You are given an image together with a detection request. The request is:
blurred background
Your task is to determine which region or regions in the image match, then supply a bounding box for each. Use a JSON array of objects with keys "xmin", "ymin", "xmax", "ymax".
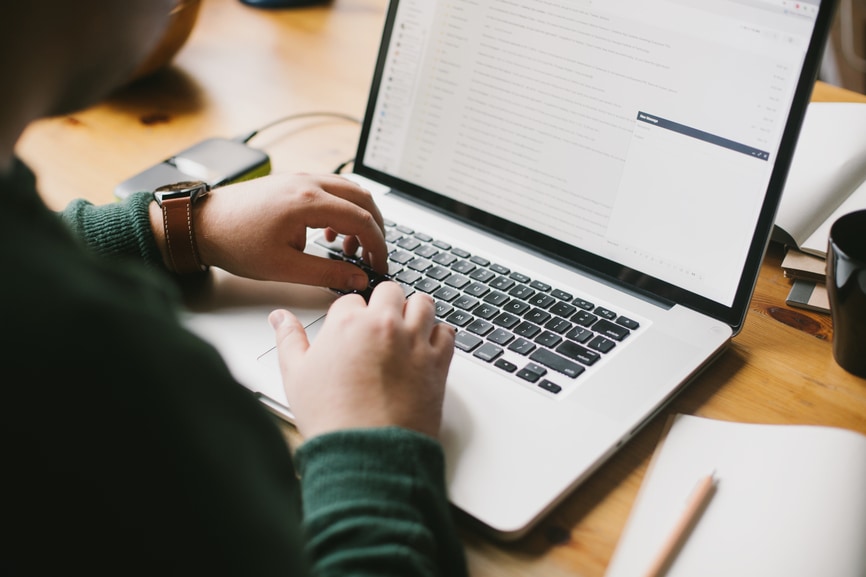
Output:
[{"xmin": 823, "ymin": 0, "xmax": 866, "ymax": 94}]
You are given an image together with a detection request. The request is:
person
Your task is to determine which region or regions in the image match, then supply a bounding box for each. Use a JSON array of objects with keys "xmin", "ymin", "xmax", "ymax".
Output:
[{"xmin": 0, "ymin": 1, "xmax": 467, "ymax": 575}]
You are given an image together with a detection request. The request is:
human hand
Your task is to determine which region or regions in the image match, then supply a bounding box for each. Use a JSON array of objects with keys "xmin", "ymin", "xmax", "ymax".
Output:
[
  {"xmin": 268, "ymin": 282, "xmax": 456, "ymax": 439},
  {"xmin": 152, "ymin": 173, "xmax": 387, "ymax": 291}
]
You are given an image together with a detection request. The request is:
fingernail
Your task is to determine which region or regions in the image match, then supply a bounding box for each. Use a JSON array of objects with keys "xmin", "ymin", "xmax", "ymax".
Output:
[
  {"xmin": 349, "ymin": 274, "xmax": 368, "ymax": 291},
  {"xmin": 269, "ymin": 309, "xmax": 288, "ymax": 330}
]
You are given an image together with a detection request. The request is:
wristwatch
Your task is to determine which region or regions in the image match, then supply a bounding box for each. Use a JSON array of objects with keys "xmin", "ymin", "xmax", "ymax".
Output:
[{"xmin": 153, "ymin": 180, "xmax": 210, "ymax": 274}]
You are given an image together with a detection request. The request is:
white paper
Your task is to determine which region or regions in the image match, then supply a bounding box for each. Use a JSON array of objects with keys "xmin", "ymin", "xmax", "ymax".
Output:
[
  {"xmin": 604, "ymin": 415, "xmax": 866, "ymax": 577},
  {"xmin": 774, "ymin": 102, "xmax": 866, "ymax": 256}
]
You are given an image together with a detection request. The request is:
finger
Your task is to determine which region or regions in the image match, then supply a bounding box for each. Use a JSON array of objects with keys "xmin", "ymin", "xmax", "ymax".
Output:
[
  {"xmin": 317, "ymin": 175, "xmax": 386, "ymax": 230},
  {"xmin": 430, "ymin": 321, "xmax": 457, "ymax": 355},
  {"xmin": 283, "ymin": 251, "xmax": 373, "ymax": 292},
  {"xmin": 304, "ymin": 200, "xmax": 388, "ymax": 274},
  {"xmin": 325, "ymin": 291, "xmax": 368, "ymax": 318},
  {"xmin": 341, "ymin": 234, "xmax": 362, "ymax": 259},
  {"xmin": 403, "ymin": 292, "xmax": 436, "ymax": 331},
  {"xmin": 366, "ymin": 280, "xmax": 409, "ymax": 311},
  {"xmin": 299, "ymin": 184, "xmax": 388, "ymax": 274},
  {"xmin": 268, "ymin": 309, "xmax": 310, "ymax": 374}
]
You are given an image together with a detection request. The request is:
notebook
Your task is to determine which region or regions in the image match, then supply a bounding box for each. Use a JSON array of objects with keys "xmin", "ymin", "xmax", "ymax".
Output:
[{"xmin": 180, "ymin": 0, "xmax": 835, "ymax": 540}]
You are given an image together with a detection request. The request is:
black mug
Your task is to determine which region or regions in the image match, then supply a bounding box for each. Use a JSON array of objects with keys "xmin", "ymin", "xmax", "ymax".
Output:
[{"xmin": 827, "ymin": 210, "xmax": 866, "ymax": 379}]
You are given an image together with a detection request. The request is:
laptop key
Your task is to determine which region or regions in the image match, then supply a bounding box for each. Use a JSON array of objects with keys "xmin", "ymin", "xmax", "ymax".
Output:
[
  {"xmin": 453, "ymin": 295, "xmax": 480, "ymax": 310},
  {"xmin": 451, "ymin": 260, "xmax": 476, "ymax": 274},
  {"xmin": 509, "ymin": 284, "xmax": 535, "ymax": 300},
  {"xmin": 397, "ymin": 237, "xmax": 421, "ymax": 251},
  {"xmin": 451, "ymin": 247, "xmax": 471, "ymax": 258},
  {"xmin": 616, "ymin": 316, "xmax": 640, "ymax": 330},
  {"xmin": 446, "ymin": 310, "xmax": 474, "ymax": 327},
  {"xmin": 454, "ymin": 331, "xmax": 483, "ymax": 352},
  {"xmin": 550, "ymin": 301, "xmax": 577, "ymax": 318},
  {"xmin": 588, "ymin": 335, "xmax": 616, "ymax": 354},
  {"xmin": 494, "ymin": 358, "xmax": 518, "ymax": 373},
  {"xmin": 572, "ymin": 310, "xmax": 599, "ymax": 327},
  {"xmin": 445, "ymin": 274, "xmax": 471, "ymax": 289},
  {"xmin": 595, "ymin": 306, "xmax": 617, "ymax": 320},
  {"xmin": 545, "ymin": 316, "xmax": 573, "ymax": 334},
  {"xmin": 414, "ymin": 278, "xmax": 440, "ymax": 294},
  {"xmin": 508, "ymin": 338, "xmax": 536, "ymax": 356},
  {"xmin": 433, "ymin": 286, "xmax": 460, "ymax": 301},
  {"xmin": 414, "ymin": 244, "xmax": 438, "ymax": 258},
  {"xmin": 528, "ymin": 293, "xmax": 556, "ymax": 308},
  {"xmin": 434, "ymin": 301, "xmax": 454, "ymax": 318},
  {"xmin": 469, "ymin": 268, "xmax": 495, "ymax": 283},
  {"xmin": 395, "ymin": 269, "xmax": 422, "ymax": 284},
  {"xmin": 592, "ymin": 319, "xmax": 631, "ymax": 341},
  {"xmin": 473, "ymin": 343, "xmax": 503, "ymax": 362},
  {"xmin": 513, "ymin": 321, "xmax": 541, "ymax": 338},
  {"xmin": 524, "ymin": 308, "xmax": 551, "ymax": 325},
  {"xmin": 464, "ymin": 282, "xmax": 490, "ymax": 298},
  {"xmin": 565, "ymin": 326, "xmax": 593, "ymax": 344},
  {"xmin": 472, "ymin": 303, "xmax": 500, "ymax": 320},
  {"xmin": 432, "ymin": 252, "xmax": 458, "ymax": 266},
  {"xmin": 492, "ymin": 311, "xmax": 521, "ymax": 329},
  {"xmin": 538, "ymin": 380, "xmax": 562, "ymax": 394},
  {"xmin": 426, "ymin": 265, "xmax": 452, "ymax": 280},
  {"xmin": 529, "ymin": 348, "xmax": 585, "ymax": 379},
  {"xmin": 555, "ymin": 340, "xmax": 601, "ymax": 366},
  {"xmin": 551, "ymin": 288, "xmax": 572, "ymax": 301},
  {"xmin": 503, "ymin": 300, "xmax": 530, "ymax": 315},
  {"xmin": 487, "ymin": 328, "xmax": 514, "ymax": 345},
  {"xmin": 534, "ymin": 331, "xmax": 563, "ymax": 349},
  {"xmin": 516, "ymin": 362, "xmax": 547, "ymax": 383},
  {"xmin": 483, "ymin": 290, "xmax": 509, "ymax": 306},
  {"xmin": 490, "ymin": 276, "xmax": 516, "ymax": 290},
  {"xmin": 467, "ymin": 319, "xmax": 494, "ymax": 336}
]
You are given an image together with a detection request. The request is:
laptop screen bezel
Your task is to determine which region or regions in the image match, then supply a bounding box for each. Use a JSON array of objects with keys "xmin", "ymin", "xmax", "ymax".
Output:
[{"xmin": 353, "ymin": 0, "xmax": 838, "ymax": 334}]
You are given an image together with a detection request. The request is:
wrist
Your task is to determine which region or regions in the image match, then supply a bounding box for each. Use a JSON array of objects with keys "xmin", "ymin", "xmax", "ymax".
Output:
[{"xmin": 152, "ymin": 180, "xmax": 210, "ymax": 274}]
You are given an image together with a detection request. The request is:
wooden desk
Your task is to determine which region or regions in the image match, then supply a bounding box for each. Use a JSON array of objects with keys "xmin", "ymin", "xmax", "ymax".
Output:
[{"xmin": 16, "ymin": 1, "xmax": 866, "ymax": 575}]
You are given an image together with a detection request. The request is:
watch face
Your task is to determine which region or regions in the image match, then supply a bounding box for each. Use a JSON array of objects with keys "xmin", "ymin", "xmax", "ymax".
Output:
[{"xmin": 154, "ymin": 180, "xmax": 210, "ymax": 204}]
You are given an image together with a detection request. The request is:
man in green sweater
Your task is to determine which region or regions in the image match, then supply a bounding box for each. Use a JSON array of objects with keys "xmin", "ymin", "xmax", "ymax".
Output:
[{"xmin": 0, "ymin": 1, "xmax": 468, "ymax": 575}]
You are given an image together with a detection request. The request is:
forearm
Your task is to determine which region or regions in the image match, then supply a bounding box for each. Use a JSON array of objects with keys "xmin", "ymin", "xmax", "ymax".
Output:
[
  {"xmin": 295, "ymin": 427, "xmax": 468, "ymax": 577},
  {"xmin": 59, "ymin": 191, "xmax": 167, "ymax": 271}
]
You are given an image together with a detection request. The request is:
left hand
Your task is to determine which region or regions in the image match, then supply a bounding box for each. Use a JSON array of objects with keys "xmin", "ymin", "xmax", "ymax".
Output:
[{"xmin": 152, "ymin": 172, "xmax": 388, "ymax": 291}]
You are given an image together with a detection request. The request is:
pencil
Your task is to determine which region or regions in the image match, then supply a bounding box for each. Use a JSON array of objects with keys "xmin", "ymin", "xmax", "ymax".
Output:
[{"xmin": 642, "ymin": 472, "xmax": 717, "ymax": 577}]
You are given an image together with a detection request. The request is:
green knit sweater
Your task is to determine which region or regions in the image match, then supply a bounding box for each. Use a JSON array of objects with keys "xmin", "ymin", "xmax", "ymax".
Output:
[{"xmin": 0, "ymin": 159, "xmax": 467, "ymax": 576}]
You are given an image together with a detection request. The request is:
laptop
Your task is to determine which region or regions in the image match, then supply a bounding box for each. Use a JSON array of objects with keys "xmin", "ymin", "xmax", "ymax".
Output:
[{"xmin": 180, "ymin": 0, "xmax": 835, "ymax": 540}]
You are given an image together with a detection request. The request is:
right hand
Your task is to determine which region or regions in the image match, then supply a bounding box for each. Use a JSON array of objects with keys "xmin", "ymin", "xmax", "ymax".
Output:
[{"xmin": 268, "ymin": 282, "xmax": 456, "ymax": 439}]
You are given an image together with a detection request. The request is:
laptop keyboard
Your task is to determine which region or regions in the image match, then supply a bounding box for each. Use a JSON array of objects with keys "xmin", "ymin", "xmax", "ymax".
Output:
[{"xmin": 312, "ymin": 219, "xmax": 642, "ymax": 397}]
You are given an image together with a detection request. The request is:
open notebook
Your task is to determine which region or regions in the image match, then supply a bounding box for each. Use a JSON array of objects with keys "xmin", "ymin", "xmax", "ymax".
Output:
[{"xmin": 181, "ymin": 0, "xmax": 835, "ymax": 540}]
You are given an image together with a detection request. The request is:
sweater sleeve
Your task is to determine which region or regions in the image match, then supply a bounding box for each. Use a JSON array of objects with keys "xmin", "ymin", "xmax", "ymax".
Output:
[
  {"xmin": 58, "ymin": 191, "xmax": 167, "ymax": 271},
  {"xmin": 294, "ymin": 427, "xmax": 469, "ymax": 577}
]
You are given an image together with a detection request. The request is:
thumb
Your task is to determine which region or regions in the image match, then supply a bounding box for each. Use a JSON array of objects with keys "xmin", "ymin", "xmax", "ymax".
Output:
[{"xmin": 268, "ymin": 309, "xmax": 309, "ymax": 372}]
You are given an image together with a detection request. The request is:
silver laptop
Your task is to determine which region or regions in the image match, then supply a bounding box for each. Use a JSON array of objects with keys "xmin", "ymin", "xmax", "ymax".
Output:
[{"xmin": 181, "ymin": 0, "xmax": 835, "ymax": 540}]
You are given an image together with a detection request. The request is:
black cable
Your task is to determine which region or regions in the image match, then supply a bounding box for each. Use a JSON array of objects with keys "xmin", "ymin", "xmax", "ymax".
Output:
[
  {"xmin": 332, "ymin": 158, "xmax": 355, "ymax": 174},
  {"xmin": 235, "ymin": 111, "xmax": 362, "ymax": 144}
]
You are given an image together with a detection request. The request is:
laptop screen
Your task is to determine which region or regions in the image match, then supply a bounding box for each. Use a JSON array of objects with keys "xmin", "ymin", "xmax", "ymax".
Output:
[{"xmin": 355, "ymin": 0, "xmax": 834, "ymax": 329}]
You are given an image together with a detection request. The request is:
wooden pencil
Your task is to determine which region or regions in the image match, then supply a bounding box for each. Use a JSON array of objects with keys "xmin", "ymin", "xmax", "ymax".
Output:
[{"xmin": 642, "ymin": 472, "xmax": 717, "ymax": 577}]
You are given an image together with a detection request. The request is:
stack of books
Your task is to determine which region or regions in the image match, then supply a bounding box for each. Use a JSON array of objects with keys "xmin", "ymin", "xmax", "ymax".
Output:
[
  {"xmin": 772, "ymin": 101, "xmax": 866, "ymax": 315},
  {"xmin": 780, "ymin": 249, "xmax": 829, "ymax": 313}
]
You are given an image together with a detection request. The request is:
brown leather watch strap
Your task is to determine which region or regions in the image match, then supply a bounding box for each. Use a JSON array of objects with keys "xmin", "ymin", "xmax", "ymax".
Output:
[{"xmin": 153, "ymin": 181, "xmax": 210, "ymax": 274}]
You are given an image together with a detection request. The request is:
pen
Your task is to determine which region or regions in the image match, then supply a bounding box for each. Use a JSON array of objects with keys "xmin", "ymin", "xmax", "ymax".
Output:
[{"xmin": 642, "ymin": 472, "xmax": 717, "ymax": 577}]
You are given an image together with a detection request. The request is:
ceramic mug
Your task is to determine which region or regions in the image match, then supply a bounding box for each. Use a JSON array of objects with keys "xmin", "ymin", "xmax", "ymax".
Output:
[{"xmin": 826, "ymin": 209, "xmax": 866, "ymax": 378}]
